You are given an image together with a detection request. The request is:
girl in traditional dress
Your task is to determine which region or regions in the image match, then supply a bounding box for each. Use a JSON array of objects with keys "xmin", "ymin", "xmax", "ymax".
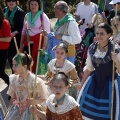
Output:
[
  {"xmin": 4, "ymin": 52, "xmax": 48, "ymax": 120},
  {"xmin": 31, "ymin": 72, "xmax": 84, "ymax": 120},
  {"xmin": 77, "ymin": 23, "xmax": 120, "ymax": 120},
  {"xmin": 41, "ymin": 42, "xmax": 80, "ymax": 99}
]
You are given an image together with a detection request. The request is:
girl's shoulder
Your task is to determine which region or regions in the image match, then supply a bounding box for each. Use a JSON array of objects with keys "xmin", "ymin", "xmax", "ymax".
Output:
[
  {"xmin": 48, "ymin": 59, "xmax": 56, "ymax": 66},
  {"xmin": 9, "ymin": 74, "xmax": 18, "ymax": 85},
  {"xmin": 28, "ymin": 72, "xmax": 45, "ymax": 85},
  {"xmin": 9, "ymin": 74, "xmax": 18, "ymax": 81},
  {"xmin": 64, "ymin": 59, "xmax": 75, "ymax": 67},
  {"xmin": 63, "ymin": 60, "xmax": 75, "ymax": 72},
  {"xmin": 46, "ymin": 94, "xmax": 55, "ymax": 105}
]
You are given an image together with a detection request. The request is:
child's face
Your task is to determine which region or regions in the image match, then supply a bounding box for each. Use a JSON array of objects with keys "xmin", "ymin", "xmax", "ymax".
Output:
[
  {"xmin": 12, "ymin": 59, "xmax": 22, "ymax": 75},
  {"xmin": 96, "ymin": 28, "xmax": 111, "ymax": 45},
  {"xmin": 55, "ymin": 48, "xmax": 66, "ymax": 61},
  {"xmin": 52, "ymin": 80, "xmax": 67, "ymax": 99}
]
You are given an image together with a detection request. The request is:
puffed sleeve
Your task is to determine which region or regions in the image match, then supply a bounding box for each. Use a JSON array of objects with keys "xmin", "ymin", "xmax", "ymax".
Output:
[
  {"xmin": 62, "ymin": 21, "xmax": 82, "ymax": 44},
  {"xmin": 83, "ymin": 52, "xmax": 94, "ymax": 71},
  {"xmin": 35, "ymin": 77, "xmax": 49, "ymax": 100}
]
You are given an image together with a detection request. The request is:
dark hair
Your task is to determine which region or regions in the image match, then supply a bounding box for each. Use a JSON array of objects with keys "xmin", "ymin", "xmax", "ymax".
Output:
[
  {"xmin": 97, "ymin": 23, "xmax": 113, "ymax": 35},
  {"xmin": 28, "ymin": 0, "xmax": 41, "ymax": 11},
  {"xmin": 54, "ymin": 1, "xmax": 68, "ymax": 14},
  {"xmin": 0, "ymin": 5, "xmax": 4, "ymax": 29},
  {"xmin": 13, "ymin": 51, "xmax": 33, "ymax": 69},
  {"xmin": 52, "ymin": 72, "xmax": 69, "ymax": 86},
  {"xmin": 56, "ymin": 42, "xmax": 68, "ymax": 53}
]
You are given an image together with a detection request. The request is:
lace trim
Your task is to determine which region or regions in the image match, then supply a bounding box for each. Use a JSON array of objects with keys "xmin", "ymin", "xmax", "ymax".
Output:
[
  {"xmin": 49, "ymin": 59, "xmax": 75, "ymax": 74},
  {"xmin": 89, "ymin": 41, "xmax": 120, "ymax": 66},
  {"xmin": 46, "ymin": 94, "xmax": 79, "ymax": 114}
]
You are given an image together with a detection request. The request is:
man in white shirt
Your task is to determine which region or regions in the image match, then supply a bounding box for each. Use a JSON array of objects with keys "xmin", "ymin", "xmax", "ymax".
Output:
[
  {"xmin": 75, "ymin": 0, "xmax": 98, "ymax": 30},
  {"xmin": 74, "ymin": 0, "xmax": 98, "ymax": 78},
  {"xmin": 44, "ymin": 1, "xmax": 82, "ymax": 64}
]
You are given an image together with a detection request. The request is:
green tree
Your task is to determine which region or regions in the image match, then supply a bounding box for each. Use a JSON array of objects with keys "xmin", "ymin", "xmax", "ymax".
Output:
[{"xmin": 1, "ymin": 0, "xmax": 98, "ymax": 18}]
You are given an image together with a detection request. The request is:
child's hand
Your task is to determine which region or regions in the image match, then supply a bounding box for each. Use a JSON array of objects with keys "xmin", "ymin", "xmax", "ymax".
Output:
[
  {"xmin": 111, "ymin": 52, "xmax": 119, "ymax": 63},
  {"xmin": 30, "ymin": 105, "xmax": 37, "ymax": 114},
  {"xmin": 41, "ymin": 30, "xmax": 48, "ymax": 37},
  {"xmin": 26, "ymin": 98, "xmax": 35, "ymax": 106}
]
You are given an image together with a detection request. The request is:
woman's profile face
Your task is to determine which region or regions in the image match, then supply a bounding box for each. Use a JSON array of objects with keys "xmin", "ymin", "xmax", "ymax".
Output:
[
  {"xmin": 12, "ymin": 59, "xmax": 22, "ymax": 75},
  {"xmin": 30, "ymin": 1, "xmax": 39, "ymax": 13}
]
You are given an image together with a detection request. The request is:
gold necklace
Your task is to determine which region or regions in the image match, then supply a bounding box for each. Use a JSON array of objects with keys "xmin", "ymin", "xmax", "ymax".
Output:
[{"xmin": 54, "ymin": 60, "xmax": 65, "ymax": 74}]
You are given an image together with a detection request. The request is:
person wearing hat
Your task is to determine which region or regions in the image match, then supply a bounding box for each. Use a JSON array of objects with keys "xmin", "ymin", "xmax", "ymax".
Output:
[
  {"xmin": 107, "ymin": 0, "xmax": 120, "ymax": 25},
  {"xmin": 4, "ymin": 0, "xmax": 25, "ymax": 73}
]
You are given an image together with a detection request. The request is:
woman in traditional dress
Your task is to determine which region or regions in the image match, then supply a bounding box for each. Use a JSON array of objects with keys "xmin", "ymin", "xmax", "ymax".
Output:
[
  {"xmin": 20, "ymin": 0, "xmax": 50, "ymax": 73},
  {"xmin": 4, "ymin": 52, "xmax": 48, "ymax": 120},
  {"xmin": 77, "ymin": 23, "xmax": 120, "ymax": 120},
  {"xmin": 31, "ymin": 72, "xmax": 84, "ymax": 120},
  {"xmin": 4, "ymin": 0, "xmax": 25, "ymax": 73}
]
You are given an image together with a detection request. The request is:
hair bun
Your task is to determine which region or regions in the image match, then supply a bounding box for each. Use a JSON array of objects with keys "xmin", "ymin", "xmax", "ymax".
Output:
[
  {"xmin": 56, "ymin": 41, "xmax": 68, "ymax": 53},
  {"xmin": 24, "ymin": 51, "xmax": 33, "ymax": 68}
]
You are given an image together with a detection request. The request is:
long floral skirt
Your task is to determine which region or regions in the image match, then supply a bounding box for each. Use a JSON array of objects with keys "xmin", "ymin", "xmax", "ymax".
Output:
[{"xmin": 4, "ymin": 105, "xmax": 33, "ymax": 120}]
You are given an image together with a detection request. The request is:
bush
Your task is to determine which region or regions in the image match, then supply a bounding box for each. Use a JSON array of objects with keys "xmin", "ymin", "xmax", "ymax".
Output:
[
  {"xmin": 1, "ymin": 0, "xmax": 98, "ymax": 18},
  {"xmin": 1, "ymin": 0, "xmax": 81, "ymax": 18}
]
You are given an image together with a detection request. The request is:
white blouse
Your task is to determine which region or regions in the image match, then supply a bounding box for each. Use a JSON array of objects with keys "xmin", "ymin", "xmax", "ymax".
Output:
[
  {"xmin": 48, "ymin": 59, "xmax": 75, "ymax": 74},
  {"xmin": 84, "ymin": 48, "xmax": 120, "ymax": 72}
]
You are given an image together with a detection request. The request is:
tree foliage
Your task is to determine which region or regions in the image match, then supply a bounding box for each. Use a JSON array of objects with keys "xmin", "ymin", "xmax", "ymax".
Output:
[{"xmin": 1, "ymin": 0, "xmax": 98, "ymax": 18}]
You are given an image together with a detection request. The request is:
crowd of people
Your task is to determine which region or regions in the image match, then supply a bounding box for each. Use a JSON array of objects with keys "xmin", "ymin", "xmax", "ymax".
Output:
[{"xmin": 0, "ymin": 0, "xmax": 120, "ymax": 119}]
